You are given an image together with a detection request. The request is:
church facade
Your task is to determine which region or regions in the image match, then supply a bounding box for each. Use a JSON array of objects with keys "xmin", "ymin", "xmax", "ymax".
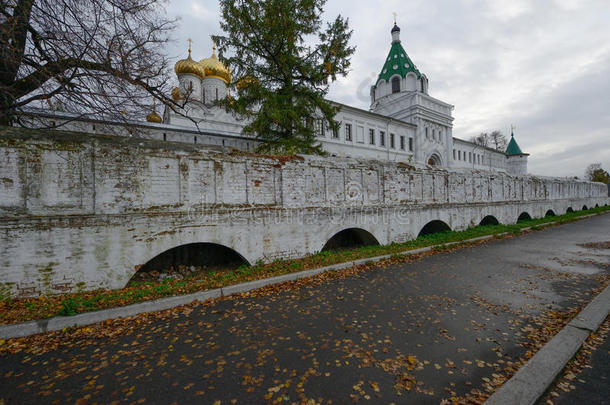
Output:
[
  {"xmin": 28, "ymin": 22, "xmax": 529, "ymax": 175},
  {"xmin": 160, "ymin": 22, "xmax": 529, "ymax": 175}
]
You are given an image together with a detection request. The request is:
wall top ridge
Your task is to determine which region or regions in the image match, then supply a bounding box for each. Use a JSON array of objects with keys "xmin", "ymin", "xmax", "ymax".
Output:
[{"xmin": 1, "ymin": 126, "xmax": 606, "ymax": 188}]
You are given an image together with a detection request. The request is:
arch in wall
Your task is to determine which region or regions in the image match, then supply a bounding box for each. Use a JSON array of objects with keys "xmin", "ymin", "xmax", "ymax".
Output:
[
  {"xmin": 595, "ymin": 204, "xmax": 599, "ymax": 208},
  {"xmin": 545, "ymin": 209, "xmax": 556, "ymax": 217},
  {"xmin": 134, "ymin": 242, "xmax": 249, "ymax": 280},
  {"xmin": 566, "ymin": 207, "xmax": 574, "ymax": 213},
  {"xmin": 427, "ymin": 153, "xmax": 443, "ymax": 167},
  {"xmin": 406, "ymin": 73, "xmax": 417, "ymax": 91},
  {"xmin": 479, "ymin": 215, "xmax": 500, "ymax": 226},
  {"xmin": 418, "ymin": 220, "xmax": 451, "ymax": 237},
  {"xmin": 582, "ymin": 205, "xmax": 588, "ymax": 210},
  {"xmin": 517, "ymin": 212, "xmax": 532, "ymax": 223},
  {"xmin": 321, "ymin": 228, "xmax": 380, "ymax": 251},
  {"xmin": 391, "ymin": 76, "xmax": 401, "ymax": 93}
]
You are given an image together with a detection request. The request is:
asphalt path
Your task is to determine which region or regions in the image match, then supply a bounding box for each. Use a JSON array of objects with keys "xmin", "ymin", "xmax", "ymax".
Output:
[{"xmin": 1, "ymin": 214, "xmax": 608, "ymax": 404}]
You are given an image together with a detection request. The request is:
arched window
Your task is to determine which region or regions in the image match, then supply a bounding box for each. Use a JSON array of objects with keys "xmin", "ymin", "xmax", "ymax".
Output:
[{"xmin": 391, "ymin": 76, "xmax": 400, "ymax": 93}]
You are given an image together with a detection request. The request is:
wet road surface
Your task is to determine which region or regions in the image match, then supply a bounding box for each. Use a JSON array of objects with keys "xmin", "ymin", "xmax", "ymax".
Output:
[{"xmin": 1, "ymin": 214, "xmax": 609, "ymax": 404}]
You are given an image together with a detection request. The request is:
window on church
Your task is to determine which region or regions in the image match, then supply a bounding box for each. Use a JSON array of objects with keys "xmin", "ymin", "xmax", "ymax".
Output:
[
  {"xmin": 306, "ymin": 117, "xmax": 314, "ymax": 132},
  {"xmin": 345, "ymin": 123, "xmax": 352, "ymax": 141},
  {"xmin": 380, "ymin": 131, "xmax": 385, "ymax": 146},
  {"xmin": 391, "ymin": 77, "xmax": 400, "ymax": 93},
  {"xmin": 469, "ymin": 152, "xmax": 472, "ymax": 163},
  {"xmin": 425, "ymin": 127, "xmax": 429, "ymax": 139},
  {"xmin": 319, "ymin": 119, "xmax": 325, "ymax": 137},
  {"xmin": 369, "ymin": 129, "xmax": 375, "ymax": 145},
  {"xmin": 400, "ymin": 136, "xmax": 405, "ymax": 150},
  {"xmin": 458, "ymin": 151, "xmax": 461, "ymax": 160},
  {"xmin": 390, "ymin": 133, "xmax": 395, "ymax": 149},
  {"xmin": 194, "ymin": 136, "xmax": 197, "ymax": 144},
  {"xmin": 215, "ymin": 88, "xmax": 219, "ymax": 101},
  {"xmin": 332, "ymin": 124, "xmax": 339, "ymax": 139},
  {"xmin": 432, "ymin": 129, "xmax": 435, "ymax": 141},
  {"xmin": 409, "ymin": 137, "xmax": 413, "ymax": 152},
  {"xmin": 453, "ymin": 150, "xmax": 456, "ymax": 160}
]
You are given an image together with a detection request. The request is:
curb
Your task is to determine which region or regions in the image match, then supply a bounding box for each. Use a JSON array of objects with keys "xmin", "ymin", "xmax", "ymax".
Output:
[
  {"xmin": 484, "ymin": 284, "xmax": 610, "ymax": 405},
  {"xmin": 0, "ymin": 212, "xmax": 604, "ymax": 340}
]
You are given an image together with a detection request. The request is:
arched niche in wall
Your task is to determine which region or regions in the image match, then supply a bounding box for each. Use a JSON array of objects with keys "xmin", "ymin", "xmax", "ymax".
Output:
[
  {"xmin": 427, "ymin": 153, "xmax": 442, "ymax": 167},
  {"xmin": 391, "ymin": 76, "xmax": 401, "ymax": 93},
  {"xmin": 321, "ymin": 228, "xmax": 380, "ymax": 251},
  {"xmin": 406, "ymin": 73, "xmax": 417, "ymax": 92},
  {"xmin": 132, "ymin": 242, "xmax": 249, "ymax": 283}
]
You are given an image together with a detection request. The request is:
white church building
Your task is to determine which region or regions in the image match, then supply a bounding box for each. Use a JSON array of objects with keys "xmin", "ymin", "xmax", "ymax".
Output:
[{"xmin": 29, "ymin": 22, "xmax": 529, "ymax": 175}]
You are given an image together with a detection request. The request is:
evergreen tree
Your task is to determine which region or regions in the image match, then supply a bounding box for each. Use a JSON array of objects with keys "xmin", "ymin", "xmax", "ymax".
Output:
[{"xmin": 213, "ymin": 0, "xmax": 355, "ymax": 154}]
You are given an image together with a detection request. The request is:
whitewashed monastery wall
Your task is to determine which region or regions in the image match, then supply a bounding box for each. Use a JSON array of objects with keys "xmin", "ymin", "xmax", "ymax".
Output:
[{"xmin": 0, "ymin": 127, "xmax": 607, "ymax": 297}]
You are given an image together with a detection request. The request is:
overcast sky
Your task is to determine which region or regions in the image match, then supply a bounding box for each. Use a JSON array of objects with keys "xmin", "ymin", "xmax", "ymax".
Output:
[{"xmin": 165, "ymin": 0, "xmax": 609, "ymax": 178}]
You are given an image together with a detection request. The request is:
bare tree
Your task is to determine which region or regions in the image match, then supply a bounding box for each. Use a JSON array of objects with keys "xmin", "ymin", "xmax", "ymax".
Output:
[
  {"xmin": 470, "ymin": 132, "xmax": 490, "ymax": 148},
  {"xmin": 470, "ymin": 130, "xmax": 508, "ymax": 151},
  {"xmin": 0, "ymin": 0, "xmax": 180, "ymax": 127},
  {"xmin": 489, "ymin": 130, "xmax": 508, "ymax": 151}
]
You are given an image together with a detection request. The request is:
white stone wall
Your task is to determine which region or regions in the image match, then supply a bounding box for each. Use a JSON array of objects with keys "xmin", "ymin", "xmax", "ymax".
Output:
[
  {"xmin": 201, "ymin": 77, "xmax": 227, "ymax": 104},
  {"xmin": 507, "ymin": 154, "xmax": 528, "ymax": 175},
  {"xmin": 320, "ymin": 104, "xmax": 416, "ymax": 162},
  {"xmin": 178, "ymin": 73, "xmax": 202, "ymax": 103},
  {"xmin": 451, "ymin": 138, "xmax": 508, "ymax": 172},
  {"xmin": 24, "ymin": 104, "xmax": 421, "ymax": 165},
  {"xmin": 371, "ymin": 91, "xmax": 455, "ymax": 167},
  {"xmin": 1, "ymin": 127, "xmax": 608, "ymax": 297}
]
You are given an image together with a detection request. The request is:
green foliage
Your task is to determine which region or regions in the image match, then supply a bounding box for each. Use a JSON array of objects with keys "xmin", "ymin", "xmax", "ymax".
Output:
[
  {"xmin": 585, "ymin": 163, "xmax": 609, "ymax": 184},
  {"xmin": 59, "ymin": 297, "xmax": 79, "ymax": 316},
  {"xmin": 214, "ymin": 0, "xmax": 355, "ymax": 154}
]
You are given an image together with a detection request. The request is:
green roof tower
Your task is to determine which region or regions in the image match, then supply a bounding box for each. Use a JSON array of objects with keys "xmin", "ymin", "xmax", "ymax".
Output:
[
  {"xmin": 505, "ymin": 128, "xmax": 529, "ymax": 175},
  {"xmin": 374, "ymin": 24, "xmax": 422, "ymax": 85},
  {"xmin": 505, "ymin": 130, "xmax": 525, "ymax": 156}
]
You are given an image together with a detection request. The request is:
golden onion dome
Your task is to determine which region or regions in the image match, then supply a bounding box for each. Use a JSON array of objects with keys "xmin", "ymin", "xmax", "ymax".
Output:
[
  {"xmin": 146, "ymin": 111, "xmax": 162, "ymax": 123},
  {"xmin": 174, "ymin": 42, "xmax": 205, "ymax": 78},
  {"xmin": 146, "ymin": 100, "xmax": 163, "ymax": 123},
  {"xmin": 199, "ymin": 46, "xmax": 232, "ymax": 84}
]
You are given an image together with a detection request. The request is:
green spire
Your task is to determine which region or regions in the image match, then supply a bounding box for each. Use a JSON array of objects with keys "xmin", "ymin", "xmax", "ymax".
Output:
[
  {"xmin": 374, "ymin": 28, "xmax": 421, "ymax": 88},
  {"xmin": 505, "ymin": 131, "xmax": 524, "ymax": 156}
]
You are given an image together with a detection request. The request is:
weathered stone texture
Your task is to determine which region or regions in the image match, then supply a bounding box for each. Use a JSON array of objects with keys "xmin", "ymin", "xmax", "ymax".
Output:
[{"xmin": 0, "ymin": 127, "xmax": 608, "ymax": 297}]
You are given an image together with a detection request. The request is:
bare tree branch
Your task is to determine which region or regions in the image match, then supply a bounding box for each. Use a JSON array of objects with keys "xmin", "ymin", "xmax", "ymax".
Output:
[{"xmin": 0, "ymin": 0, "xmax": 181, "ymax": 126}]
